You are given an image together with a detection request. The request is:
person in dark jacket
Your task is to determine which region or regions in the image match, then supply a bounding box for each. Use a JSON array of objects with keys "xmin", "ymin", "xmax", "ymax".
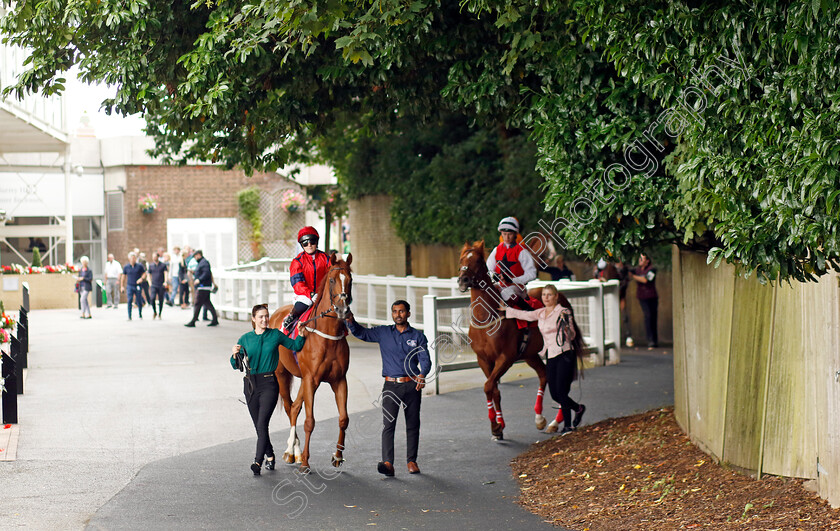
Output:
[
  {"xmin": 184, "ymin": 250, "xmax": 218, "ymax": 327},
  {"xmin": 76, "ymin": 256, "xmax": 94, "ymax": 319},
  {"xmin": 147, "ymin": 253, "xmax": 168, "ymax": 319},
  {"xmin": 231, "ymin": 304, "xmax": 308, "ymax": 475},
  {"xmin": 631, "ymin": 253, "xmax": 659, "ymax": 349}
]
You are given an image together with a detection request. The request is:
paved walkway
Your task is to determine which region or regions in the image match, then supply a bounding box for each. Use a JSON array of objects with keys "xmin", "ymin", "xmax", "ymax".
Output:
[{"xmin": 0, "ymin": 308, "xmax": 674, "ymax": 530}]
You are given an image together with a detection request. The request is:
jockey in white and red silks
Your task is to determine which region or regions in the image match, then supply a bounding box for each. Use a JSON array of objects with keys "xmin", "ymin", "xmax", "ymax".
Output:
[
  {"xmin": 282, "ymin": 226, "xmax": 331, "ymax": 333},
  {"xmin": 485, "ymin": 216, "xmax": 538, "ymax": 307}
]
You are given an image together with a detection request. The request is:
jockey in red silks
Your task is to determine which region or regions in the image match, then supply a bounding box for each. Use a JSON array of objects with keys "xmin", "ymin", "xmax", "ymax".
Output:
[
  {"xmin": 486, "ymin": 216, "xmax": 537, "ymax": 308},
  {"xmin": 282, "ymin": 226, "xmax": 332, "ymax": 333}
]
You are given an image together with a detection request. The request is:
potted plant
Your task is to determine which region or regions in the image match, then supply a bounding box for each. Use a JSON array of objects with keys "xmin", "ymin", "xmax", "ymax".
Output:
[
  {"xmin": 138, "ymin": 193, "xmax": 159, "ymax": 214},
  {"xmin": 237, "ymin": 187, "xmax": 264, "ymax": 259},
  {"xmin": 280, "ymin": 189, "xmax": 306, "ymax": 213}
]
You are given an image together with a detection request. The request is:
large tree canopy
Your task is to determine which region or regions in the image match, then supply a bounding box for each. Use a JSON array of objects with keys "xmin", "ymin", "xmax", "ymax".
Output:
[{"xmin": 3, "ymin": 0, "xmax": 838, "ymax": 281}]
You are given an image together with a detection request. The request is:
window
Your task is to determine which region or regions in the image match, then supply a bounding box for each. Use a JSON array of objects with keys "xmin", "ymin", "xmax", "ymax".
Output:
[{"xmin": 106, "ymin": 192, "xmax": 124, "ymax": 231}]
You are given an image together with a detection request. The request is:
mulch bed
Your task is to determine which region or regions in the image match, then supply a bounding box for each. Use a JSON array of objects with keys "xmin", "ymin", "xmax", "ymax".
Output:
[{"xmin": 512, "ymin": 408, "xmax": 840, "ymax": 530}]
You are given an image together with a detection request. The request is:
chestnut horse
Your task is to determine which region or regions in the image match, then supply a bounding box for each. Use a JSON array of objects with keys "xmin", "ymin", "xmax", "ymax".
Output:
[
  {"xmin": 269, "ymin": 253, "xmax": 353, "ymax": 473},
  {"xmin": 457, "ymin": 241, "xmax": 549, "ymax": 440}
]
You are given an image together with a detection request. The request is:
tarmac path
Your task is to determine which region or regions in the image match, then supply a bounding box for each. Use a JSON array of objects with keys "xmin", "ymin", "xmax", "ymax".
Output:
[{"xmin": 0, "ymin": 308, "xmax": 673, "ymax": 530}]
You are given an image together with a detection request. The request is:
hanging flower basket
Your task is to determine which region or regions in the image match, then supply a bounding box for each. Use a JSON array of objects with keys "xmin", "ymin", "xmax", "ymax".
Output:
[
  {"xmin": 279, "ymin": 189, "xmax": 305, "ymax": 213},
  {"xmin": 138, "ymin": 193, "xmax": 159, "ymax": 213}
]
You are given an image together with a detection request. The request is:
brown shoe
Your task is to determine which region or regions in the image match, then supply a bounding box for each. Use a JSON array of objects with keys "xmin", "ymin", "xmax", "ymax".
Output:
[
  {"xmin": 407, "ymin": 461, "xmax": 420, "ymax": 474},
  {"xmin": 377, "ymin": 461, "xmax": 395, "ymax": 477}
]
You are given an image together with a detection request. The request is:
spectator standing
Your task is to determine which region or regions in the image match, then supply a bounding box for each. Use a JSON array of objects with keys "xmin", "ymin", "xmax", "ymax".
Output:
[
  {"xmin": 121, "ymin": 252, "xmax": 146, "ymax": 320},
  {"xmin": 631, "ymin": 253, "xmax": 659, "ymax": 349},
  {"xmin": 104, "ymin": 253, "xmax": 122, "ymax": 309},
  {"xmin": 168, "ymin": 247, "xmax": 181, "ymax": 305},
  {"xmin": 138, "ymin": 252, "xmax": 152, "ymax": 305},
  {"xmin": 178, "ymin": 250, "xmax": 190, "ymax": 309},
  {"xmin": 345, "ymin": 300, "xmax": 431, "ymax": 477},
  {"xmin": 76, "ymin": 256, "xmax": 93, "ymax": 319},
  {"xmin": 148, "ymin": 253, "xmax": 168, "ymax": 319},
  {"xmin": 550, "ymin": 255, "xmax": 576, "ymax": 281},
  {"xmin": 185, "ymin": 250, "xmax": 218, "ymax": 327}
]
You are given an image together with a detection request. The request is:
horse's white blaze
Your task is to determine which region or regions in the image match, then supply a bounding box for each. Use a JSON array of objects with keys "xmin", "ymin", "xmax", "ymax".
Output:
[
  {"xmin": 467, "ymin": 252, "xmax": 474, "ymax": 259},
  {"xmin": 339, "ymin": 273, "xmax": 347, "ymax": 294}
]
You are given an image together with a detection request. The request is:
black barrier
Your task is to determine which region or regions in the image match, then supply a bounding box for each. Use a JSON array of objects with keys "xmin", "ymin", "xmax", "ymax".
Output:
[
  {"xmin": 17, "ymin": 324, "xmax": 27, "ymax": 371},
  {"xmin": 18, "ymin": 308, "xmax": 28, "ymax": 369},
  {"xmin": 22, "ymin": 281, "xmax": 29, "ymax": 312},
  {"xmin": 10, "ymin": 336, "xmax": 22, "ymax": 395},
  {"xmin": 1, "ymin": 351, "xmax": 17, "ymax": 424},
  {"xmin": 95, "ymin": 280, "xmax": 103, "ymax": 308}
]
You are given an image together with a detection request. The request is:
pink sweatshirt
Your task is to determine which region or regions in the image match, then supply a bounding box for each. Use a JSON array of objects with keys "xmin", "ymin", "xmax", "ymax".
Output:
[{"xmin": 505, "ymin": 304, "xmax": 576, "ymax": 359}]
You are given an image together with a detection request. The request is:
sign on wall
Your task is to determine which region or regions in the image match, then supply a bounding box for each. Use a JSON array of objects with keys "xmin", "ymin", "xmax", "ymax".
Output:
[{"xmin": 0, "ymin": 172, "xmax": 105, "ymax": 217}]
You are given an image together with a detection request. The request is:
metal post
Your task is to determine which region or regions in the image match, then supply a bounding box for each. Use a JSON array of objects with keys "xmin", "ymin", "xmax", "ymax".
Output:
[
  {"xmin": 423, "ymin": 294, "xmax": 439, "ymax": 396},
  {"xmin": 1, "ymin": 351, "xmax": 17, "ymax": 424}
]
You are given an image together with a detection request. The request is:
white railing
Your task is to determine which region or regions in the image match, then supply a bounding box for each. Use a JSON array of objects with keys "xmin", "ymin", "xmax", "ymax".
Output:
[
  {"xmin": 225, "ymin": 258, "xmax": 293, "ymax": 273},
  {"xmin": 213, "ymin": 268, "xmax": 462, "ymax": 322},
  {"xmin": 422, "ymin": 279, "xmax": 620, "ymax": 394}
]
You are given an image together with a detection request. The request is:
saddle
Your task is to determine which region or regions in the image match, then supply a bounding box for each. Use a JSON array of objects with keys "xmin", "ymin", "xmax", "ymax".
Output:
[{"xmin": 283, "ymin": 305, "xmax": 316, "ymax": 339}]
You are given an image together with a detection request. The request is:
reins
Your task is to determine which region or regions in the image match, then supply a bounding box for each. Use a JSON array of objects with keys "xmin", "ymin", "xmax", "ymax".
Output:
[{"xmin": 297, "ymin": 264, "xmax": 351, "ymax": 340}]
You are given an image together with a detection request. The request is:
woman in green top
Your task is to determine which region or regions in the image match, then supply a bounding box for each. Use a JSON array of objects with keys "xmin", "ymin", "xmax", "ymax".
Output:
[{"xmin": 231, "ymin": 303, "xmax": 307, "ymax": 475}]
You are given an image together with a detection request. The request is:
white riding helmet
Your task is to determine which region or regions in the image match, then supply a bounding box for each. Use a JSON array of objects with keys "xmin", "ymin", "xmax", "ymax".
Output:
[{"xmin": 497, "ymin": 216, "xmax": 519, "ymax": 233}]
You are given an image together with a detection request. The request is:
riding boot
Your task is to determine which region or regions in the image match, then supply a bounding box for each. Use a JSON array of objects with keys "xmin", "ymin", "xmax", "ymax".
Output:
[{"xmin": 282, "ymin": 302, "xmax": 310, "ymax": 333}]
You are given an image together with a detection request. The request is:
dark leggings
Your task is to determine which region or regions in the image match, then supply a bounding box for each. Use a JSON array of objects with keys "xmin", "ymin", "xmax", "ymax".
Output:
[
  {"xmin": 179, "ymin": 282, "xmax": 190, "ymax": 305},
  {"xmin": 246, "ymin": 374, "xmax": 279, "ymax": 464},
  {"xmin": 547, "ymin": 353, "xmax": 579, "ymax": 429},
  {"xmin": 150, "ymin": 286, "xmax": 166, "ymax": 315}
]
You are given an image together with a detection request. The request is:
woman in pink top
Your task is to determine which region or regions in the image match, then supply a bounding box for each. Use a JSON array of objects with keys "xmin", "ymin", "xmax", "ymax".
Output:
[{"xmin": 503, "ymin": 284, "xmax": 586, "ymax": 435}]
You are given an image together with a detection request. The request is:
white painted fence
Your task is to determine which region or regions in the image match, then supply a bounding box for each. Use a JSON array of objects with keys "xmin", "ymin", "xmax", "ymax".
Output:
[{"xmin": 213, "ymin": 262, "xmax": 620, "ymax": 394}]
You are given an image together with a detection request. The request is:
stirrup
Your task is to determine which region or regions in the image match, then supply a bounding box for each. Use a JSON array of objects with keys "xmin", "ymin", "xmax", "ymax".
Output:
[{"xmin": 282, "ymin": 314, "xmax": 295, "ymax": 332}]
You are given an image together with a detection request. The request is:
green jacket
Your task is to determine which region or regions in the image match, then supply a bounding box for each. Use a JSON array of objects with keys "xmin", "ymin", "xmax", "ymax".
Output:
[{"xmin": 230, "ymin": 328, "xmax": 305, "ymax": 374}]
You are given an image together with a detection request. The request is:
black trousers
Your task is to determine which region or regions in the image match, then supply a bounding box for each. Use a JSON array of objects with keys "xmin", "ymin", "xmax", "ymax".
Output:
[
  {"xmin": 547, "ymin": 353, "xmax": 579, "ymax": 429},
  {"xmin": 150, "ymin": 286, "xmax": 166, "ymax": 315},
  {"xmin": 381, "ymin": 381, "xmax": 421, "ymax": 464},
  {"xmin": 141, "ymin": 281, "xmax": 151, "ymax": 304},
  {"xmin": 190, "ymin": 289, "xmax": 217, "ymax": 324},
  {"xmin": 245, "ymin": 373, "xmax": 279, "ymax": 464},
  {"xmin": 179, "ymin": 281, "xmax": 190, "ymax": 305},
  {"xmin": 638, "ymin": 297, "xmax": 659, "ymax": 347}
]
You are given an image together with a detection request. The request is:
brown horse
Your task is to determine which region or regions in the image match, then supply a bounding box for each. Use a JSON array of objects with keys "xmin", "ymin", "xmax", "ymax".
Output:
[
  {"xmin": 269, "ymin": 253, "xmax": 353, "ymax": 473},
  {"xmin": 457, "ymin": 241, "xmax": 549, "ymax": 440}
]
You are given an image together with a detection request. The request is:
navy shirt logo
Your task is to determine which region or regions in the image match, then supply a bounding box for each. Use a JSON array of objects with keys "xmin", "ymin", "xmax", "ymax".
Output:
[{"xmin": 406, "ymin": 339, "xmax": 417, "ymax": 347}]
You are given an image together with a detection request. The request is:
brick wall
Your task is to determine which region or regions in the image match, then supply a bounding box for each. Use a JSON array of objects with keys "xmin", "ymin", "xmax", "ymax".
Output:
[
  {"xmin": 107, "ymin": 165, "xmax": 281, "ymax": 262},
  {"xmin": 348, "ymin": 195, "xmax": 406, "ymax": 276}
]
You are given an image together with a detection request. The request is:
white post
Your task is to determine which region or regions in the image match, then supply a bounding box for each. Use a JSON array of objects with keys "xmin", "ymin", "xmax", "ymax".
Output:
[
  {"xmin": 63, "ymin": 147, "xmax": 74, "ymax": 265},
  {"xmin": 423, "ymin": 294, "xmax": 439, "ymax": 396},
  {"xmin": 588, "ymin": 280, "xmax": 605, "ymax": 366},
  {"xmin": 385, "ymin": 276, "xmax": 395, "ymax": 310},
  {"xmin": 367, "ymin": 283, "xmax": 376, "ymax": 323},
  {"xmin": 605, "ymin": 281, "xmax": 622, "ymax": 364}
]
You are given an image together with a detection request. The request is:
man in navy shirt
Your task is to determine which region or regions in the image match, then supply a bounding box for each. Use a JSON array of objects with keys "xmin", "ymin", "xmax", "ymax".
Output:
[
  {"xmin": 120, "ymin": 252, "xmax": 146, "ymax": 320},
  {"xmin": 346, "ymin": 300, "xmax": 431, "ymax": 477}
]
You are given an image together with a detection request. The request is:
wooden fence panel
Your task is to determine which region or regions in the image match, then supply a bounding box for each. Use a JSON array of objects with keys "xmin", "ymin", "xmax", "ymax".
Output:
[
  {"xmin": 804, "ymin": 273, "xmax": 840, "ymax": 507},
  {"xmin": 678, "ymin": 252, "xmax": 734, "ymax": 457},
  {"xmin": 761, "ymin": 283, "xmax": 816, "ymax": 478},
  {"xmin": 721, "ymin": 275, "xmax": 774, "ymax": 470},
  {"xmin": 671, "ymin": 247, "xmax": 689, "ymax": 432}
]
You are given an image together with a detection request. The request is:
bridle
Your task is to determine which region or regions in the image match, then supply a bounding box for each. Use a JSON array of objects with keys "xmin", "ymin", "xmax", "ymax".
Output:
[{"xmin": 298, "ymin": 264, "xmax": 352, "ymax": 340}]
